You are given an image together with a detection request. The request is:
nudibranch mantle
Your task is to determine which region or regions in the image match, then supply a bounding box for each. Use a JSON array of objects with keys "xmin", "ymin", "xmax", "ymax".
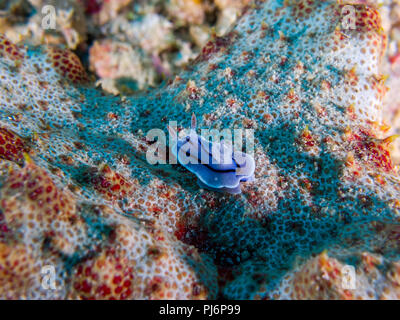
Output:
[{"xmin": 168, "ymin": 114, "xmax": 255, "ymax": 194}]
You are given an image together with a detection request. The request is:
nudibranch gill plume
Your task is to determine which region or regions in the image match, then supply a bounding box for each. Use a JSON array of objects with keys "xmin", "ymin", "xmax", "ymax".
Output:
[{"xmin": 168, "ymin": 114, "xmax": 255, "ymax": 194}]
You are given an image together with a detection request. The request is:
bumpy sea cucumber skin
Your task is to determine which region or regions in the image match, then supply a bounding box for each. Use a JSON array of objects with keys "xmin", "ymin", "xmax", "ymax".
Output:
[{"xmin": 0, "ymin": 0, "xmax": 400, "ymax": 299}]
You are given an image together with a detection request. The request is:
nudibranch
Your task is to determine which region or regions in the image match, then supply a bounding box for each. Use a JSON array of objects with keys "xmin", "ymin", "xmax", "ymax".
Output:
[{"xmin": 168, "ymin": 114, "xmax": 255, "ymax": 194}]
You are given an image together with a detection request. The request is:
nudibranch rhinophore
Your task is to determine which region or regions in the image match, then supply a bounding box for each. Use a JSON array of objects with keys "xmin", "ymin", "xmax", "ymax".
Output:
[{"xmin": 168, "ymin": 114, "xmax": 255, "ymax": 194}]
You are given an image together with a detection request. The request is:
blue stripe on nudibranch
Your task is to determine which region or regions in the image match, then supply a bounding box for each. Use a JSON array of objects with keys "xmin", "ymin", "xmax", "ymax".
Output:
[{"xmin": 169, "ymin": 114, "xmax": 255, "ymax": 194}]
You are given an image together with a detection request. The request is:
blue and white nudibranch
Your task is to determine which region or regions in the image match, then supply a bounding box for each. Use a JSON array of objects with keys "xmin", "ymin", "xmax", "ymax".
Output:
[{"xmin": 168, "ymin": 114, "xmax": 255, "ymax": 194}]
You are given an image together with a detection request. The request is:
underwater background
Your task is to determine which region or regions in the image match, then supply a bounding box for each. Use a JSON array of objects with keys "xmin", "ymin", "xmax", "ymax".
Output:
[{"xmin": 0, "ymin": 0, "xmax": 400, "ymax": 299}]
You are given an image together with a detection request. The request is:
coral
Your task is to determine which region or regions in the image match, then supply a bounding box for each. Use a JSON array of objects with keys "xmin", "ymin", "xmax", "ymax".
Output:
[
  {"xmin": 267, "ymin": 250, "xmax": 400, "ymax": 300},
  {"xmin": 380, "ymin": 0, "xmax": 400, "ymax": 163},
  {"xmin": 1, "ymin": 159, "xmax": 89, "ymax": 256},
  {"xmin": 0, "ymin": 128, "xmax": 29, "ymax": 165},
  {"xmin": 69, "ymin": 216, "xmax": 217, "ymax": 299},
  {"xmin": 0, "ymin": 0, "xmax": 33, "ymax": 34},
  {"xmin": 167, "ymin": 0, "xmax": 207, "ymax": 25},
  {"xmin": 0, "ymin": 0, "xmax": 249, "ymax": 94},
  {"xmin": 89, "ymin": 39, "xmax": 156, "ymax": 93},
  {"xmin": 46, "ymin": 46, "xmax": 90, "ymax": 84},
  {"xmin": 30, "ymin": 0, "xmax": 87, "ymax": 49},
  {"xmin": 0, "ymin": 34, "xmax": 25, "ymax": 61},
  {"xmin": 91, "ymin": 163, "xmax": 137, "ymax": 201},
  {"xmin": 0, "ymin": 0, "xmax": 399, "ymax": 300},
  {"xmin": 0, "ymin": 240, "xmax": 67, "ymax": 299},
  {"xmin": 89, "ymin": 0, "xmax": 133, "ymax": 25},
  {"xmin": 214, "ymin": 0, "xmax": 251, "ymax": 34}
]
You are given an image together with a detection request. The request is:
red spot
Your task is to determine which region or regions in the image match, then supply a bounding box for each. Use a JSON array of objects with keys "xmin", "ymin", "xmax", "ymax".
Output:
[
  {"xmin": 115, "ymin": 286, "xmax": 123, "ymax": 294},
  {"xmin": 97, "ymin": 284, "xmax": 111, "ymax": 297},
  {"xmin": 111, "ymin": 184, "xmax": 120, "ymax": 192},
  {"xmin": 113, "ymin": 276, "xmax": 122, "ymax": 285},
  {"xmin": 81, "ymin": 280, "xmax": 92, "ymax": 293},
  {"xmin": 29, "ymin": 187, "xmax": 44, "ymax": 200}
]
